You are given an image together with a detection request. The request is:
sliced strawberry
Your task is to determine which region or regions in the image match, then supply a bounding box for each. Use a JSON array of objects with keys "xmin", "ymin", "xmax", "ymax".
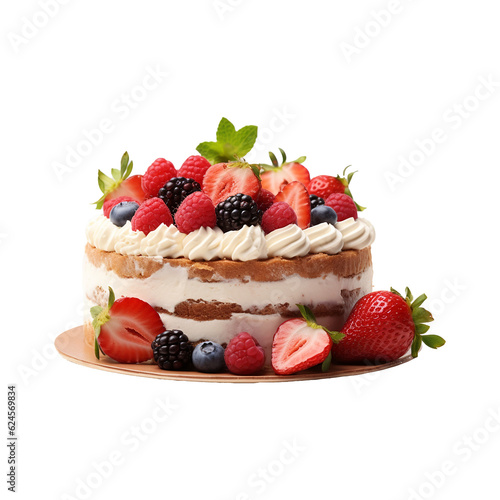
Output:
[
  {"xmin": 203, "ymin": 162, "xmax": 261, "ymax": 206},
  {"xmin": 260, "ymin": 149, "xmax": 310, "ymax": 195},
  {"xmin": 91, "ymin": 288, "xmax": 165, "ymax": 363},
  {"xmin": 272, "ymin": 318, "xmax": 333, "ymax": 375},
  {"xmin": 275, "ymin": 181, "xmax": 311, "ymax": 229},
  {"xmin": 104, "ymin": 175, "xmax": 148, "ymax": 205}
]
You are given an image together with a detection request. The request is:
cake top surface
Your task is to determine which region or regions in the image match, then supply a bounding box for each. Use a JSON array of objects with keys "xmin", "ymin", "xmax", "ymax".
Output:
[{"xmin": 87, "ymin": 117, "xmax": 375, "ymax": 261}]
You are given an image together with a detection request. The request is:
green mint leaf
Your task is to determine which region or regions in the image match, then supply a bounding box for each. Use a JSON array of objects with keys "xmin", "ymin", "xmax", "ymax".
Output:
[
  {"xmin": 421, "ymin": 335, "xmax": 446, "ymax": 349},
  {"xmin": 321, "ymin": 352, "xmax": 332, "ymax": 372},
  {"xmin": 216, "ymin": 117, "xmax": 236, "ymax": 143}
]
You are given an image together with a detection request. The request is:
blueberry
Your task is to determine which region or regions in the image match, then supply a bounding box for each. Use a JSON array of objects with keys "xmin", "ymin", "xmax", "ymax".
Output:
[
  {"xmin": 310, "ymin": 205, "xmax": 338, "ymax": 226},
  {"xmin": 192, "ymin": 341, "xmax": 226, "ymax": 373},
  {"xmin": 110, "ymin": 201, "xmax": 139, "ymax": 227}
]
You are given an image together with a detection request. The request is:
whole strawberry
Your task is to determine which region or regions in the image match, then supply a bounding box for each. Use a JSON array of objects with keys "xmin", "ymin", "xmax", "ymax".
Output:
[{"xmin": 331, "ymin": 288, "xmax": 445, "ymax": 364}]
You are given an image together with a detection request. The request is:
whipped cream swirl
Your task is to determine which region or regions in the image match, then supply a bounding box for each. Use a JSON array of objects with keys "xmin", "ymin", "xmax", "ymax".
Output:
[
  {"xmin": 222, "ymin": 225, "xmax": 268, "ymax": 261},
  {"xmin": 304, "ymin": 222, "xmax": 344, "ymax": 254},
  {"xmin": 183, "ymin": 226, "xmax": 223, "ymax": 261},
  {"xmin": 266, "ymin": 224, "xmax": 311, "ymax": 258},
  {"xmin": 335, "ymin": 217, "xmax": 375, "ymax": 250},
  {"xmin": 114, "ymin": 222, "xmax": 145, "ymax": 256},
  {"xmin": 140, "ymin": 223, "xmax": 185, "ymax": 258},
  {"xmin": 85, "ymin": 215, "xmax": 123, "ymax": 252}
]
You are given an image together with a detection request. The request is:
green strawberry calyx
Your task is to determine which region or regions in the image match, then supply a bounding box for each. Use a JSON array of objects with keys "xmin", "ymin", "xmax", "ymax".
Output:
[
  {"xmin": 259, "ymin": 148, "xmax": 306, "ymax": 172},
  {"xmin": 89, "ymin": 287, "xmax": 116, "ymax": 359},
  {"xmin": 93, "ymin": 152, "xmax": 134, "ymax": 209},
  {"xmin": 337, "ymin": 165, "xmax": 366, "ymax": 212},
  {"xmin": 196, "ymin": 117, "xmax": 258, "ymax": 165},
  {"xmin": 226, "ymin": 158, "xmax": 262, "ymax": 181},
  {"xmin": 297, "ymin": 304, "xmax": 344, "ymax": 372},
  {"xmin": 390, "ymin": 287, "xmax": 446, "ymax": 358}
]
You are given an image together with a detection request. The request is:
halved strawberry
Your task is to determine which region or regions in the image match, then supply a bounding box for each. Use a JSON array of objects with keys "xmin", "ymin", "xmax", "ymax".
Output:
[
  {"xmin": 94, "ymin": 152, "xmax": 148, "ymax": 209},
  {"xmin": 272, "ymin": 305, "xmax": 343, "ymax": 375},
  {"xmin": 275, "ymin": 181, "xmax": 311, "ymax": 229},
  {"xmin": 90, "ymin": 287, "xmax": 165, "ymax": 363},
  {"xmin": 260, "ymin": 149, "xmax": 310, "ymax": 195},
  {"xmin": 202, "ymin": 161, "xmax": 261, "ymax": 206}
]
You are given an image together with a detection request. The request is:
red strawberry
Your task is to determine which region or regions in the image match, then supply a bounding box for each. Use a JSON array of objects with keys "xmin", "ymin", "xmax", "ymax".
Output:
[
  {"xmin": 260, "ymin": 149, "xmax": 310, "ymax": 195},
  {"xmin": 256, "ymin": 188, "xmax": 275, "ymax": 213},
  {"xmin": 272, "ymin": 305, "xmax": 342, "ymax": 375},
  {"xmin": 178, "ymin": 155, "xmax": 212, "ymax": 188},
  {"xmin": 325, "ymin": 193, "xmax": 358, "ymax": 221},
  {"xmin": 203, "ymin": 162, "xmax": 261, "ymax": 206},
  {"xmin": 175, "ymin": 192, "xmax": 216, "ymax": 234},
  {"xmin": 307, "ymin": 175, "xmax": 345, "ymax": 199},
  {"xmin": 94, "ymin": 152, "xmax": 148, "ymax": 209},
  {"xmin": 261, "ymin": 202, "xmax": 297, "ymax": 234},
  {"xmin": 131, "ymin": 197, "xmax": 173, "ymax": 235},
  {"xmin": 90, "ymin": 287, "xmax": 165, "ymax": 363},
  {"xmin": 141, "ymin": 158, "xmax": 177, "ymax": 197},
  {"xmin": 103, "ymin": 196, "xmax": 137, "ymax": 218},
  {"xmin": 224, "ymin": 332, "xmax": 265, "ymax": 375},
  {"xmin": 275, "ymin": 181, "xmax": 311, "ymax": 229},
  {"xmin": 330, "ymin": 288, "xmax": 445, "ymax": 364}
]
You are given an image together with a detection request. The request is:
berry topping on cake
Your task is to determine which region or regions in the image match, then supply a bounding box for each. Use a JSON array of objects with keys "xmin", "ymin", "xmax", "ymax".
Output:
[
  {"xmin": 177, "ymin": 155, "xmax": 211, "ymax": 187},
  {"xmin": 325, "ymin": 193, "xmax": 358, "ymax": 222},
  {"xmin": 90, "ymin": 287, "xmax": 165, "ymax": 363},
  {"xmin": 93, "ymin": 152, "xmax": 147, "ymax": 209},
  {"xmin": 103, "ymin": 196, "xmax": 137, "ymax": 218},
  {"xmin": 261, "ymin": 202, "xmax": 297, "ymax": 234},
  {"xmin": 175, "ymin": 192, "xmax": 216, "ymax": 234},
  {"xmin": 141, "ymin": 158, "xmax": 177, "ymax": 197},
  {"xmin": 203, "ymin": 162, "xmax": 261, "ymax": 206},
  {"xmin": 275, "ymin": 181, "xmax": 311, "ymax": 229},
  {"xmin": 158, "ymin": 176, "xmax": 201, "ymax": 216},
  {"xmin": 215, "ymin": 193, "xmax": 262, "ymax": 232},
  {"xmin": 260, "ymin": 149, "xmax": 310, "ymax": 195},
  {"xmin": 224, "ymin": 332, "xmax": 265, "ymax": 375},
  {"xmin": 110, "ymin": 201, "xmax": 140, "ymax": 227},
  {"xmin": 330, "ymin": 288, "xmax": 445, "ymax": 364},
  {"xmin": 271, "ymin": 305, "xmax": 344, "ymax": 375},
  {"xmin": 192, "ymin": 341, "xmax": 226, "ymax": 373},
  {"xmin": 307, "ymin": 175, "xmax": 345, "ymax": 199},
  {"xmin": 131, "ymin": 197, "xmax": 173, "ymax": 235},
  {"xmin": 310, "ymin": 205, "xmax": 338, "ymax": 226},
  {"xmin": 152, "ymin": 330, "xmax": 193, "ymax": 370},
  {"xmin": 309, "ymin": 194, "xmax": 325, "ymax": 210},
  {"xmin": 256, "ymin": 188, "xmax": 276, "ymax": 213}
]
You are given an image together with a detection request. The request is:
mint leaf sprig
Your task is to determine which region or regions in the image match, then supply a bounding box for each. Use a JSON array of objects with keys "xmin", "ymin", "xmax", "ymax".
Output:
[{"xmin": 196, "ymin": 118, "xmax": 258, "ymax": 164}]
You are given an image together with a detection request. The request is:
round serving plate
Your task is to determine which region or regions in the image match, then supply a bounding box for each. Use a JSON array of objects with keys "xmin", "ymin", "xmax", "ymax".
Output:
[{"xmin": 55, "ymin": 326, "xmax": 414, "ymax": 383}]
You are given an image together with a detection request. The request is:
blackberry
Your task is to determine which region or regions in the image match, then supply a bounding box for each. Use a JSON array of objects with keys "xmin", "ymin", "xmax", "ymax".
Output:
[
  {"xmin": 152, "ymin": 330, "xmax": 193, "ymax": 370},
  {"xmin": 215, "ymin": 193, "xmax": 262, "ymax": 232},
  {"xmin": 158, "ymin": 177, "xmax": 201, "ymax": 215},
  {"xmin": 309, "ymin": 194, "xmax": 325, "ymax": 210}
]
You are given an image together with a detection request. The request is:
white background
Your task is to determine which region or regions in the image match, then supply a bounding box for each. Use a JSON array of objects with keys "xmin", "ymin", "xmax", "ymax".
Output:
[{"xmin": 2, "ymin": 1, "xmax": 500, "ymax": 499}]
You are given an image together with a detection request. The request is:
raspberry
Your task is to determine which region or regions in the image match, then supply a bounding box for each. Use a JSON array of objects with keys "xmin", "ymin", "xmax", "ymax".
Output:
[
  {"xmin": 215, "ymin": 193, "xmax": 262, "ymax": 233},
  {"xmin": 307, "ymin": 175, "xmax": 345, "ymax": 199},
  {"xmin": 103, "ymin": 196, "xmax": 136, "ymax": 218},
  {"xmin": 175, "ymin": 192, "xmax": 216, "ymax": 234},
  {"xmin": 261, "ymin": 202, "xmax": 297, "ymax": 234},
  {"xmin": 224, "ymin": 332, "xmax": 265, "ymax": 375},
  {"xmin": 325, "ymin": 193, "xmax": 358, "ymax": 222},
  {"xmin": 177, "ymin": 155, "xmax": 211, "ymax": 187},
  {"xmin": 131, "ymin": 197, "xmax": 173, "ymax": 235},
  {"xmin": 141, "ymin": 158, "xmax": 177, "ymax": 197},
  {"xmin": 256, "ymin": 188, "xmax": 275, "ymax": 213}
]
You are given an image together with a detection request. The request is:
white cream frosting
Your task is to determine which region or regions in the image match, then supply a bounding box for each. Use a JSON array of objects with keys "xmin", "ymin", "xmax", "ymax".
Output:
[
  {"xmin": 222, "ymin": 225, "xmax": 268, "ymax": 261},
  {"xmin": 335, "ymin": 217, "xmax": 376, "ymax": 250},
  {"xmin": 304, "ymin": 223, "xmax": 344, "ymax": 255},
  {"xmin": 140, "ymin": 223, "xmax": 185, "ymax": 258},
  {"xmin": 183, "ymin": 226, "xmax": 223, "ymax": 261},
  {"xmin": 265, "ymin": 224, "xmax": 311, "ymax": 258},
  {"xmin": 85, "ymin": 215, "xmax": 123, "ymax": 252},
  {"xmin": 114, "ymin": 222, "xmax": 145, "ymax": 256}
]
